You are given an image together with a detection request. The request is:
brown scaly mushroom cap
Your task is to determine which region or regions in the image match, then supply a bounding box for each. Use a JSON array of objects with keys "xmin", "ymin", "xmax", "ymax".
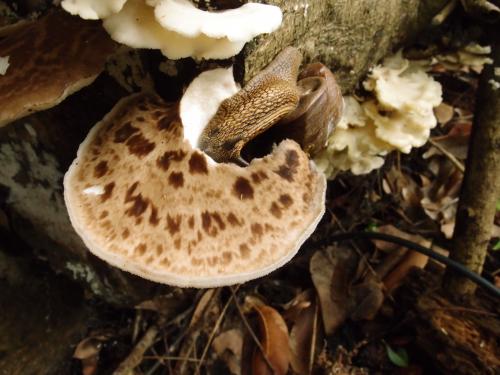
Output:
[
  {"xmin": 64, "ymin": 94, "xmax": 326, "ymax": 288},
  {"xmin": 0, "ymin": 10, "xmax": 116, "ymax": 127}
]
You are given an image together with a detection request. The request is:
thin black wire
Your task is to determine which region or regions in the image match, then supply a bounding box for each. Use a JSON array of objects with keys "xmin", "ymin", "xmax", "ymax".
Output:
[{"xmin": 323, "ymin": 231, "xmax": 500, "ymax": 298}]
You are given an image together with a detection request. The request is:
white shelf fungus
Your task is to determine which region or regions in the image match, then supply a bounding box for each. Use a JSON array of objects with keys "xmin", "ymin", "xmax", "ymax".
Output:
[
  {"xmin": 61, "ymin": 0, "xmax": 128, "ymax": 19},
  {"xmin": 0, "ymin": 56, "xmax": 9, "ymax": 75},
  {"xmin": 315, "ymin": 51, "xmax": 442, "ymax": 177},
  {"xmin": 61, "ymin": 0, "xmax": 283, "ymax": 60},
  {"xmin": 180, "ymin": 67, "xmax": 240, "ymax": 149}
]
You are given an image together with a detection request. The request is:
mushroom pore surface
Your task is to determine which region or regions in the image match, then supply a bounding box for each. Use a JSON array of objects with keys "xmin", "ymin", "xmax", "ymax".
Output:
[{"xmin": 64, "ymin": 93, "xmax": 326, "ymax": 287}]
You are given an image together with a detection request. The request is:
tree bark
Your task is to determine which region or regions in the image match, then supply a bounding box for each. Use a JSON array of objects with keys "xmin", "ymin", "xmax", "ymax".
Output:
[
  {"xmin": 443, "ymin": 38, "xmax": 500, "ymax": 295},
  {"xmin": 242, "ymin": 0, "xmax": 449, "ymax": 90},
  {"xmin": 0, "ymin": 0, "xmax": 449, "ymax": 304}
]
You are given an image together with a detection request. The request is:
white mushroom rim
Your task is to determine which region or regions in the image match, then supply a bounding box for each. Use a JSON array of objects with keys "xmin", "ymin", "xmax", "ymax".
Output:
[
  {"xmin": 180, "ymin": 66, "xmax": 240, "ymax": 150},
  {"xmin": 62, "ymin": 0, "xmax": 283, "ymax": 60},
  {"xmin": 64, "ymin": 93, "xmax": 326, "ymax": 288},
  {"xmin": 0, "ymin": 56, "xmax": 9, "ymax": 76}
]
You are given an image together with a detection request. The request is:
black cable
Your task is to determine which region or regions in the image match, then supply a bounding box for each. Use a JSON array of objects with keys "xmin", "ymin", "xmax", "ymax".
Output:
[{"xmin": 324, "ymin": 231, "xmax": 500, "ymax": 298}]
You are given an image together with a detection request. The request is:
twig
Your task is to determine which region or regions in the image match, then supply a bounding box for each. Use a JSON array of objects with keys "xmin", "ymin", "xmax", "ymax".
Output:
[
  {"xmin": 143, "ymin": 355, "xmax": 203, "ymax": 363},
  {"xmin": 194, "ymin": 287, "xmax": 237, "ymax": 375},
  {"xmin": 113, "ymin": 325, "xmax": 160, "ymax": 375},
  {"xmin": 176, "ymin": 289, "xmax": 220, "ymax": 372},
  {"xmin": 229, "ymin": 286, "xmax": 276, "ymax": 374},
  {"xmin": 432, "ymin": 0, "xmax": 459, "ymax": 25},
  {"xmin": 131, "ymin": 310, "xmax": 142, "ymax": 344},
  {"xmin": 429, "ymin": 138, "xmax": 465, "ymax": 173},
  {"xmin": 426, "ymin": 306, "xmax": 499, "ymax": 317},
  {"xmin": 308, "ymin": 299, "xmax": 319, "ymax": 375}
]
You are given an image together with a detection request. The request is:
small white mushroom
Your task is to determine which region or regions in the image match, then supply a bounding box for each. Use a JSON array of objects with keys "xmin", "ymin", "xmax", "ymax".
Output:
[
  {"xmin": 0, "ymin": 56, "xmax": 9, "ymax": 75},
  {"xmin": 151, "ymin": 0, "xmax": 282, "ymax": 42},
  {"xmin": 180, "ymin": 66, "xmax": 240, "ymax": 149},
  {"xmin": 61, "ymin": 0, "xmax": 128, "ymax": 19},
  {"xmin": 64, "ymin": 94, "xmax": 326, "ymax": 287}
]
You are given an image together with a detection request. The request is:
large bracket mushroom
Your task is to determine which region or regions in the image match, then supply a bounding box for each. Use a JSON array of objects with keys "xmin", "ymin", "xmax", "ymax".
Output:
[
  {"xmin": 64, "ymin": 47, "xmax": 343, "ymax": 287},
  {"xmin": 64, "ymin": 94, "xmax": 326, "ymax": 287}
]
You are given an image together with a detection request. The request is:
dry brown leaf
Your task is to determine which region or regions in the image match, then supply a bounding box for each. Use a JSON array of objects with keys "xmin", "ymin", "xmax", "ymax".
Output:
[
  {"xmin": 383, "ymin": 250, "xmax": 429, "ymax": 292},
  {"xmin": 243, "ymin": 295, "xmax": 266, "ymax": 314},
  {"xmin": 73, "ymin": 334, "xmax": 112, "ymax": 375},
  {"xmin": 135, "ymin": 289, "xmax": 187, "ymax": 316},
  {"xmin": 212, "ymin": 329, "xmax": 244, "ymax": 375},
  {"xmin": 420, "ymin": 158, "xmax": 463, "ymax": 238},
  {"xmin": 425, "ymin": 131, "xmax": 470, "ymax": 160},
  {"xmin": 252, "ymin": 305, "xmax": 290, "ymax": 375},
  {"xmin": 310, "ymin": 246, "xmax": 355, "ymax": 334},
  {"xmin": 369, "ymin": 225, "xmax": 431, "ymax": 291},
  {"xmin": 287, "ymin": 290, "xmax": 318, "ymax": 375},
  {"xmin": 373, "ymin": 225, "xmax": 431, "ymax": 250},
  {"xmin": 434, "ymin": 103, "xmax": 454, "ymax": 125},
  {"xmin": 189, "ymin": 289, "xmax": 216, "ymax": 328},
  {"xmin": 310, "ymin": 247, "xmax": 384, "ymax": 335},
  {"xmin": 282, "ymin": 290, "xmax": 312, "ymax": 323}
]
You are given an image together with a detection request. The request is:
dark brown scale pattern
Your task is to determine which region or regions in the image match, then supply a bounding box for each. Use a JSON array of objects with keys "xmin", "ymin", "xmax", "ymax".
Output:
[
  {"xmin": 166, "ymin": 215, "xmax": 182, "ymax": 235},
  {"xmin": 168, "ymin": 172, "xmax": 184, "ymax": 188},
  {"xmin": 275, "ymin": 149, "xmax": 300, "ymax": 182},
  {"xmin": 188, "ymin": 152, "xmax": 208, "ymax": 174},
  {"xmin": 101, "ymin": 182, "xmax": 115, "ymax": 202},
  {"xmin": 233, "ymin": 177, "xmax": 254, "ymax": 200},
  {"xmin": 94, "ymin": 160, "xmax": 108, "ymax": 178},
  {"xmin": 114, "ymin": 122, "xmax": 140, "ymax": 143},
  {"xmin": 126, "ymin": 133, "xmax": 155, "ymax": 157},
  {"xmin": 124, "ymin": 182, "xmax": 149, "ymax": 218},
  {"xmin": 157, "ymin": 150, "xmax": 187, "ymax": 171}
]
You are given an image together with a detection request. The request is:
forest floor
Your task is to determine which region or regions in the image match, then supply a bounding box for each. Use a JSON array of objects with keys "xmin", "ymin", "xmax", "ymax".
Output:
[{"xmin": 1, "ymin": 9, "xmax": 500, "ymax": 375}]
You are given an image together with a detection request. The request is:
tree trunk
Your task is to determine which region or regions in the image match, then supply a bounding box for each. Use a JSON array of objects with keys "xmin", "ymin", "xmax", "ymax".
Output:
[
  {"xmin": 0, "ymin": 0, "xmax": 449, "ymax": 304},
  {"xmin": 443, "ymin": 38, "xmax": 500, "ymax": 295}
]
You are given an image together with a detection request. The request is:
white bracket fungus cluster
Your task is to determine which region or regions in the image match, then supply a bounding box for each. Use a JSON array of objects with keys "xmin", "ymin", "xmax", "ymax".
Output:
[
  {"xmin": 61, "ymin": 0, "xmax": 282, "ymax": 60},
  {"xmin": 315, "ymin": 51, "xmax": 443, "ymax": 177}
]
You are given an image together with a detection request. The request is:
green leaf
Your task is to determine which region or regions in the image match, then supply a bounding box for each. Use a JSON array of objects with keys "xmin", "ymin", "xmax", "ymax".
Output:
[
  {"xmin": 385, "ymin": 343, "xmax": 409, "ymax": 368},
  {"xmin": 493, "ymin": 240, "xmax": 500, "ymax": 251},
  {"xmin": 366, "ymin": 222, "xmax": 378, "ymax": 232}
]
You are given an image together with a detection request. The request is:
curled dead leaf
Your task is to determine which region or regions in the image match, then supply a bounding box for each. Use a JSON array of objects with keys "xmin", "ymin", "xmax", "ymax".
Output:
[
  {"xmin": 310, "ymin": 246, "xmax": 384, "ymax": 335},
  {"xmin": 383, "ymin": 250, "xmax": 429, "ymax": 292},
  {"xmin": 287, "ymin": 291, "xmax": 319, "ymax": 375},
  {"xmin": 73, "ymin": 333, "xmax": 112, "ymax": 375},
  {"xmin": 252, "ymin": 305, "xmax": 290, "ymax": 375},
  {"xmin": 434, "ymin": 102, "xmax": 454, "ymax": 125},
  {"xmin": 212, "ymin": 329, "xmax": 244, "ymax": 375}
]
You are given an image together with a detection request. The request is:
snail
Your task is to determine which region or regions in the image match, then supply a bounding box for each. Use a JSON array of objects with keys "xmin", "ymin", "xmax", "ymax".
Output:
[{"xmin": 198, "ymin": 46, "xmax": 344, "ymax": 164}]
